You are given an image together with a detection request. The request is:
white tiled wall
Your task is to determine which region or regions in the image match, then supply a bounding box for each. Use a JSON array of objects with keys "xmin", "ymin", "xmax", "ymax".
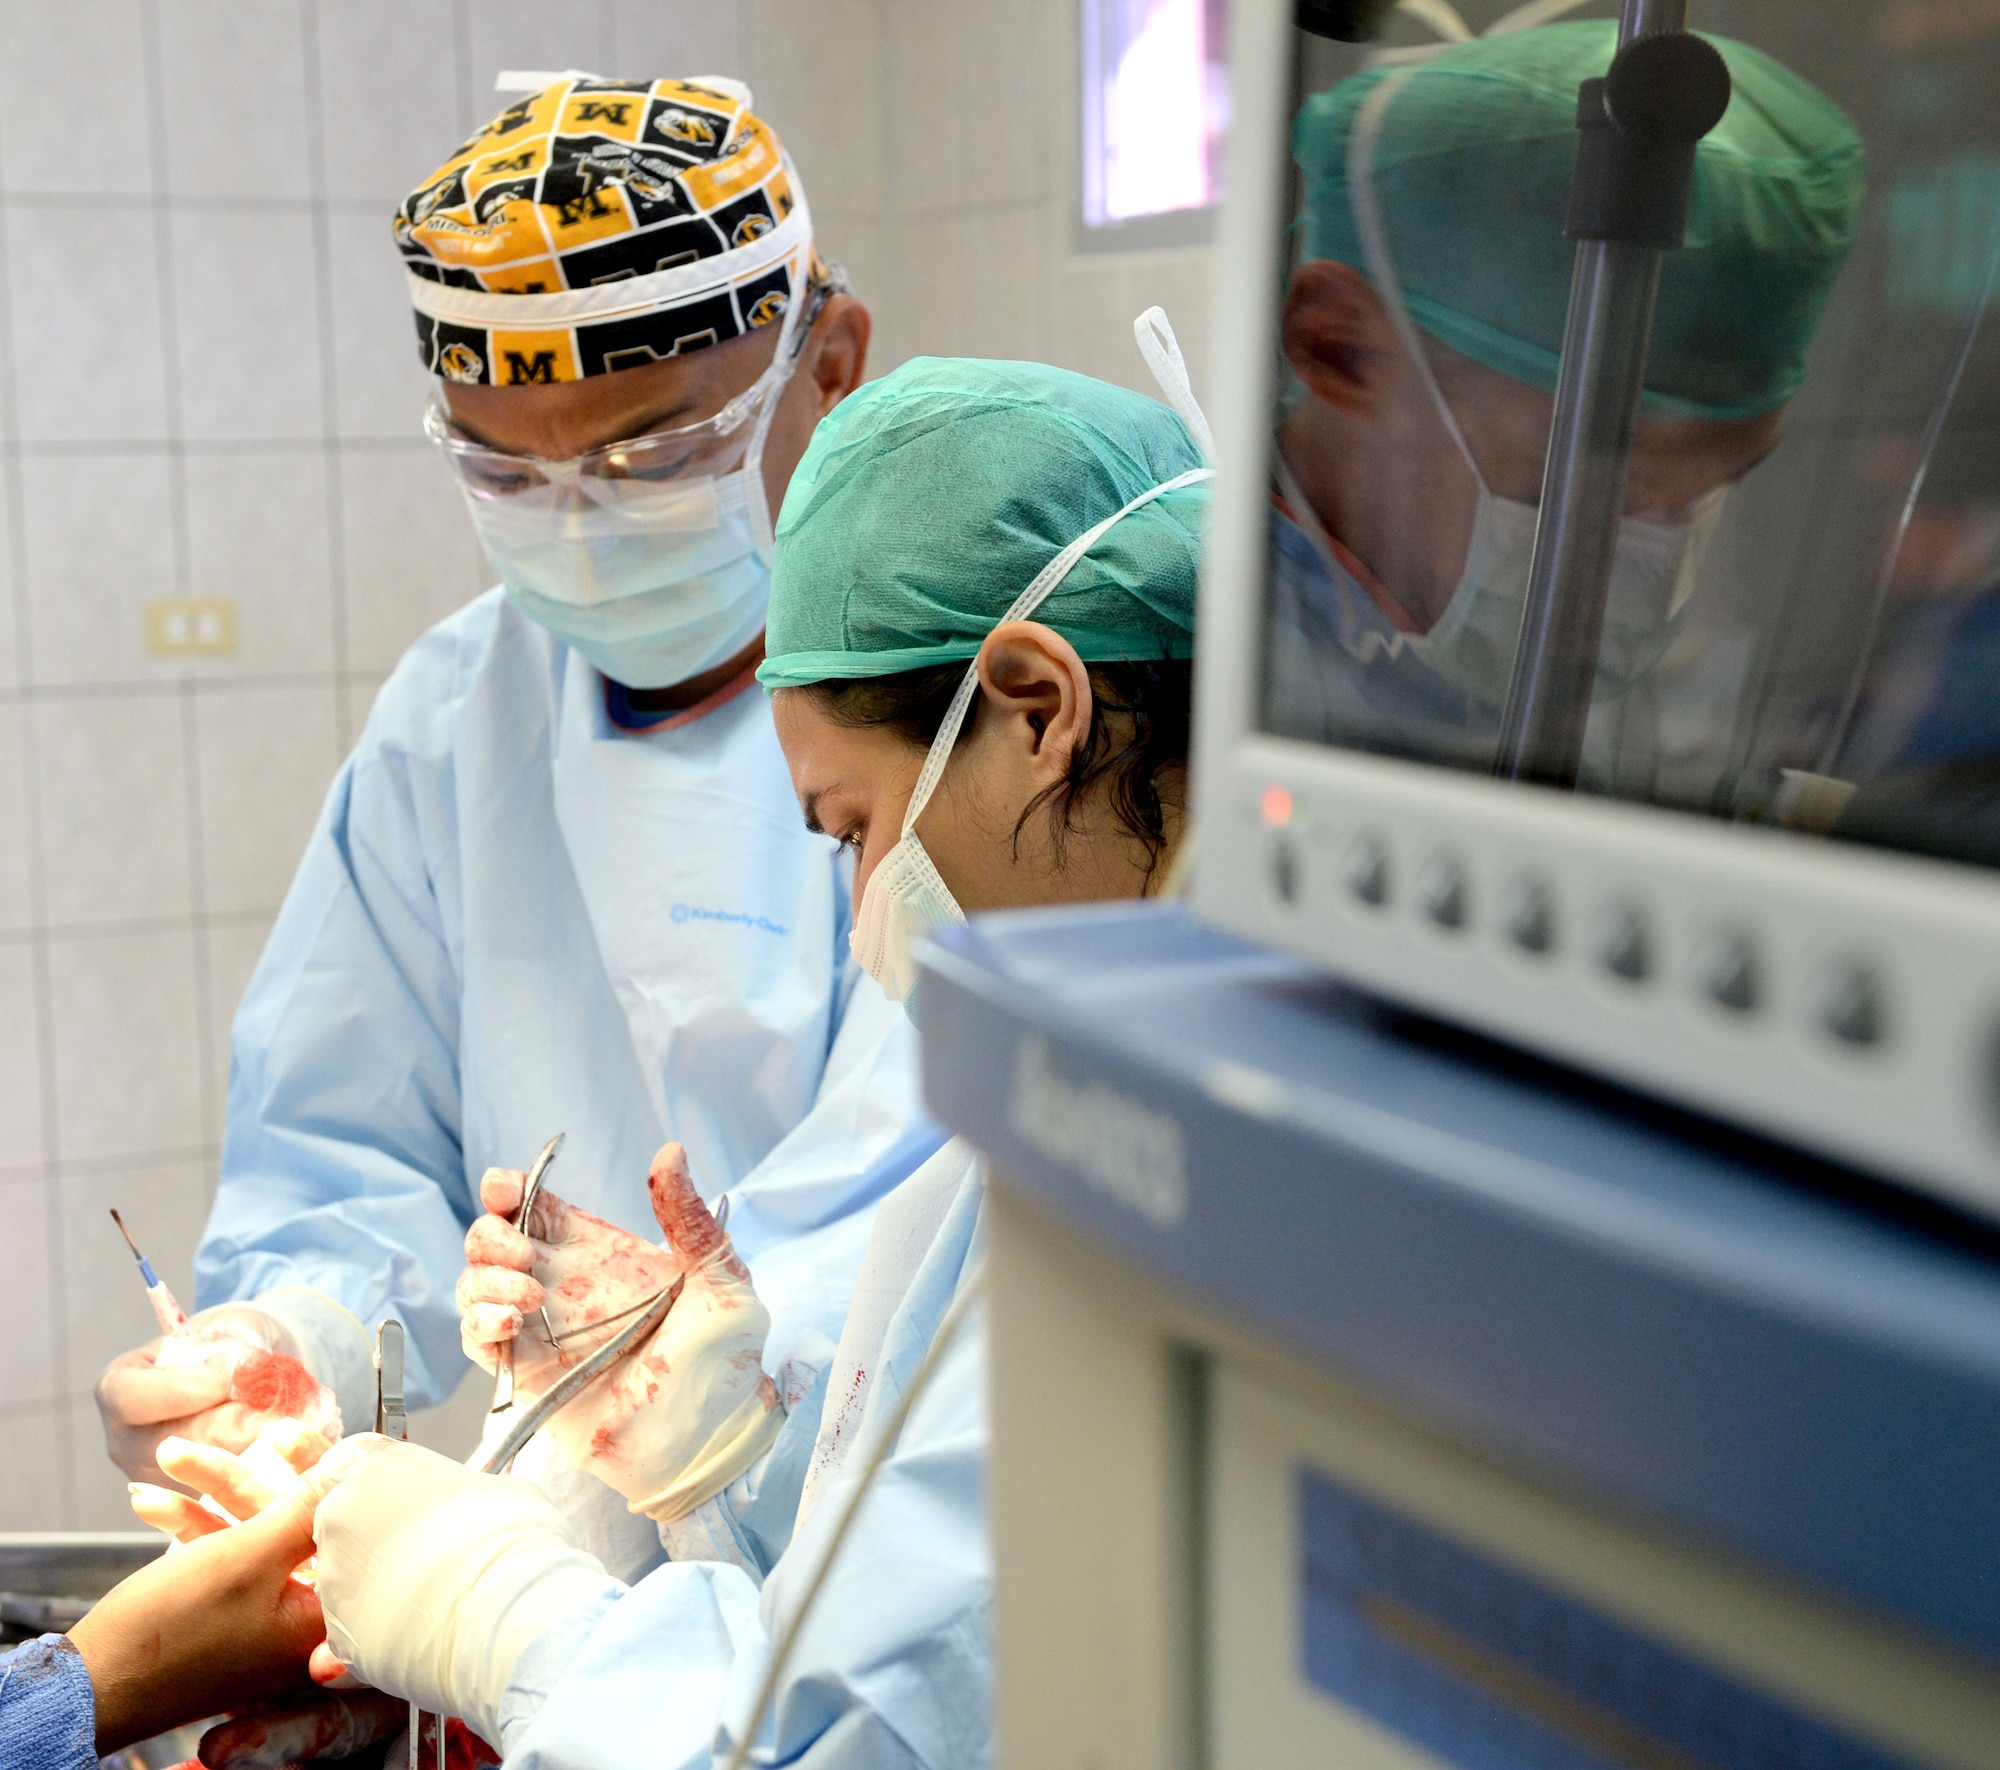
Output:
[
  {"xmin": 727, "ymin": 0, "xmax": 1216, "ymax": 406},
  {"xmin": 0, "ymin": 0, "xmax": 1212, "ymax": 1526}
]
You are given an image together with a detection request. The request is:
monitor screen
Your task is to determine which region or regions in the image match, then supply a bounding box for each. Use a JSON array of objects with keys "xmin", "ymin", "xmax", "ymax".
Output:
[{"xmin": 1259, "ymin": 1, "xmax": 2000, "ymax": 874}]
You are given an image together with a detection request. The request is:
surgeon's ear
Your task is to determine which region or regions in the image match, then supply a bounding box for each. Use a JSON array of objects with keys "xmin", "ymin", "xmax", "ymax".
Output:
[
  {"xmin": 1282, "ymin": 260, "xmax": 1399, "ymax": 420},
  {"xmin": 975, "ymin": 621, "xmax": 1094, "ymax": 785},
  {"xmin": 804, "ymin": 294, "xmax": 872, "ymax": 417}
]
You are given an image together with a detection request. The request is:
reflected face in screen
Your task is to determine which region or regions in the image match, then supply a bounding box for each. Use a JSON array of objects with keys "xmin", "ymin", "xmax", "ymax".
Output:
[
  {"xmin": 1258, "ymin": 18, "xmax": 1876, "ymax": 805},
  {"xmin": 1278, "ymin": 260, "xmax": 1785, "ymax": 639}
]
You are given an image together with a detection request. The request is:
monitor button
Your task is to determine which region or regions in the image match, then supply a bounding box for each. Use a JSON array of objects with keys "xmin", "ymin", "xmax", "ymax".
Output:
[
  {"xmin": 1268, "ymin": 831, "xmax": 1301, "ymax": 906},
  {"xmin": 1345, "ymin": 833, "xmax": 1390, "ymax": 907},
  {"xmin": 1418, "ymin": 855, "xmax": 1468, "ymax": 930},
  {"xmin": 1818, "ymin": 958, "xmax": 1883, "ymax": 1047},
  {"xmin": 1697, "ymin": 929, "xmax": 1759, "ymax": 1014},
  {"xmin": 1500, "ymin": 875, "xmax": 1555, "ymax": 955},
  {"xmin": 1598, "ymin": 902, "xmax": 1651, "ymax": 983}
]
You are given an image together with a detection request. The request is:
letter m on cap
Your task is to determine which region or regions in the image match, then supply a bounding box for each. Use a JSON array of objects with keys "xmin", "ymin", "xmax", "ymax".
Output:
[{"xmin": 503, "ymin": 349, "xmax": 560, "ymax": 384}]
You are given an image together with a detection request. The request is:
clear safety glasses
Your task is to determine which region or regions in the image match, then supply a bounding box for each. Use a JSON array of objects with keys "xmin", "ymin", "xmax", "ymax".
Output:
[{"xmin": 424, "ymin": 279, "xmax": 829, "ymax": 514}]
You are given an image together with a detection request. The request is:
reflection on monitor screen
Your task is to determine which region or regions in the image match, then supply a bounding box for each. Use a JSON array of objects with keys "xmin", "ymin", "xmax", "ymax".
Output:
[{"xmin": 1259, "ymin": 4, "xmax": 2000, "ymax": 869}]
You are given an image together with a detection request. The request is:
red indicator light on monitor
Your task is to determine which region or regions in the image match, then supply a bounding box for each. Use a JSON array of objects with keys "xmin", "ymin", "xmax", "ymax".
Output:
[{"xmin": 1261, "ymin": 784, "xmax": 1293, "ymax": 825}]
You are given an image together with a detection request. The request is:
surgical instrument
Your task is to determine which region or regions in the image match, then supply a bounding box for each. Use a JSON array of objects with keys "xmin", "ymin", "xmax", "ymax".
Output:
[
  {"xmin": 110, "ymin": 1209, "xmax": 189, "ymax": 1336},
  {"xmin": 376, "ymin": 1320, "xmax": 445, "ymax": 1770},
  {"xmin": 474, "ymin": 1276, "xmax": 682, "ymax": 1476},
  {"xmin": 374, "ymin": 1320, "xmax": 407, "ymax": 1441},
  {"xmin": 488, "ymin": 1132, "xmax": 565, "ymax": 1419}
]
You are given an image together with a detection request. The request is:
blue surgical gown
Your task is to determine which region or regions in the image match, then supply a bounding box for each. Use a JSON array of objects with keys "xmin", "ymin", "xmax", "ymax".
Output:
[
  {"xmin": 497, "ymin": 1140, "xmax": 991, "ymax": 1769},
  {"xmin": 195, "ymin": 590, "xmax": 922, "ymax": 1439}
]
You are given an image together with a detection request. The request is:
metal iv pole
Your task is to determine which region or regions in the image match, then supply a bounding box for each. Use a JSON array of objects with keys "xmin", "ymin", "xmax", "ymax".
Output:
[{"xmin": 1491, "ymin": 0, "xmax": 1731, "ymax": 788}]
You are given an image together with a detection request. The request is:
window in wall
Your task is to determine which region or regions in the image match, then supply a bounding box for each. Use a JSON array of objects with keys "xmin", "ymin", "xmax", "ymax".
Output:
[{"xmin": 1082, "ymin": 0, "xmax": 1229, "ymax": 234}]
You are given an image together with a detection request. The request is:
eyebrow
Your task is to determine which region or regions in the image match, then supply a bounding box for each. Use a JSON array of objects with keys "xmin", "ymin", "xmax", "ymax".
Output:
[{"xmin": 801, "ymin": 784, "xmax": 846, "ymax": 837}]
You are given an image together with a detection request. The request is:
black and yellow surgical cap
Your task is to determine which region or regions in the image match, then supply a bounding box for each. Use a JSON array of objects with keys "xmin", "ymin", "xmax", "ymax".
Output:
[{"xmin": 395, "ymin": 76, "xmax": 822, "ymax": 386}]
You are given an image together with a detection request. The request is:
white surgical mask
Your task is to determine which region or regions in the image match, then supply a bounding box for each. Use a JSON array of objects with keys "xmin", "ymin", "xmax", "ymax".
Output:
[
  {"xmin": 1346, "ymin": 68, "xmax": 1729, "ymax": 708},
  {"xmin": 448, "ymin": 284, "xmax": 806, "ymax": 690},
  {"xmin": 1408, "ymin": 479, "xmax": 1726, "ymax": 705},
  {"xmin": 852, "ymin": 311, "xmax": 1216, "ymax": 1011}
]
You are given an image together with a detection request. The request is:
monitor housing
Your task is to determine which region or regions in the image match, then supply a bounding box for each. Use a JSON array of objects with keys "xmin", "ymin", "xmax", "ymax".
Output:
[{"xmin": 1191, "ymin": 0, "xmax": 2000, "ymax": 1222}]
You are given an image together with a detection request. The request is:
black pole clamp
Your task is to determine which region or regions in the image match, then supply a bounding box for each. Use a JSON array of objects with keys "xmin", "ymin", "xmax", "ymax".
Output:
[{"xmin": 1567, "ymin": 31, "xmax": 1733, "ymax": 248}]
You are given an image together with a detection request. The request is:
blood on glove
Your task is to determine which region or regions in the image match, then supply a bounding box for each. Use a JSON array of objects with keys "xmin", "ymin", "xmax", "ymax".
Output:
[
  {"xmin": 534, "ymin": 1144, "xmax": 783, "ymax": 1522},
  {"xmin": 154, "ymin": 1320, "xmax": 342, "ymax": 1445},
  {"xmin": 456, "ymin": 1171, "xmax": 676, "ymax": 1388}
]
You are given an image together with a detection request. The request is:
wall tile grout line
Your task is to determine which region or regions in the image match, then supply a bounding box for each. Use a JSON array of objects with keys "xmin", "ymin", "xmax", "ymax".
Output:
[
  {"xmin": 19, "ymin": 1144, "xmax": 223, "ymax": 1187},
  {"xmin": 4, "ymin": 911, "xmax": 282, "ymax": 946},
  {"xmin": 299, "ymin": 0, "xmax": 357, "ymax": 749},
  {"xmin": 180, "ymin": 679, "xmax": 221, "ymax": 1162},
  {"xmin": 453, "ymin": 0, "xmax": 478, "ymax": 138},
  {"xmin": 0, "ymin": 437, "xmax": 435, "ymax": 457},
  {"xmin": 0, "ymin": 194, "xmax": 418, "ymax": 216},
  {"xmin": 0, "ymin": 35, "xmax": 72, "ymax": 1523},
  {"xmin": 138, "ymin": 0, "xmax": 191, "ymax": 606},
  {"xmin": 0, "ymin": 670, "xmax": 352, "ymax": 706}
]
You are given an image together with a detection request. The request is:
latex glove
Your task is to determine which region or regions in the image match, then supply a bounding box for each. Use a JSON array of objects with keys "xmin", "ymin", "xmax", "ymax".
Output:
[
  {"xmin": 456, "ymin": 1168, "xmax": 676, "ymax": 1388},
  {"xmin": 128, "ymin": 1419, "xmax": 335, "ymax": 1543},
  {"xmin": 98, "ymin": 1303, "xmax": 341, "ymax": 1486},
  {"xmin": 543, "ymin": 1143, "xmax": 783, "ymax": 1522},
  {"xmin": 67, "ymin": 1447, "xmax": 336, "ymax": 1756},
  {"xmin": 311, "ymin": 1435, "xmax": 622, "ymax": 1744}
]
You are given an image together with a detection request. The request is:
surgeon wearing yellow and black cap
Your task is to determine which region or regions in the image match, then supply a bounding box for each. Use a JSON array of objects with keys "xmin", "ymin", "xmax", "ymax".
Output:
[
  {"xmin": 94, "ymin": 74, "xmax": 928, "ymax": 1606},
  {"xmin": 1266, "ymin": 20, "xmax": 1866, "ymax": 787}
]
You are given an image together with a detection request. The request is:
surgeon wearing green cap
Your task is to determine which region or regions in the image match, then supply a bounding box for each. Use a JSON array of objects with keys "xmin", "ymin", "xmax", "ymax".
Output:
[{"xmin": 1268, "ymin": 20, "xmax": 1866, "ymax": 781}]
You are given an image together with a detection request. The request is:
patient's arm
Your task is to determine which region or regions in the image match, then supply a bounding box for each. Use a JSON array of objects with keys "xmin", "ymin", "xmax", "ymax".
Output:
[{"xmin": 69, "ymin": 1460, "xmax": 329, "ymax": 1754}]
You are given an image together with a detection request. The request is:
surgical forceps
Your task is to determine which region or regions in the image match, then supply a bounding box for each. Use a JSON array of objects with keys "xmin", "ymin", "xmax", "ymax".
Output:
[{"xmin": 487, "ymin": 1132, "xmax": 565, "ymax": 1419}]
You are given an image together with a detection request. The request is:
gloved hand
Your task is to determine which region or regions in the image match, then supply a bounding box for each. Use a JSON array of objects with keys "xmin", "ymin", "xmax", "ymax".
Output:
[
  {"xmin": 557, "ymin": 1144, "xmax": 784, "ymax": 1522},
  {"xmin": 128, "ymin": 1418, "xmax": 334, "ymax": 1543},
  {"xmin": 462, "ymin": 1143, "xmax": 784, "ymax": 1521},
  {"xmin": 310, "ymin": 1436, "xmax": 622, "ymax": 1745},
  {"xmin": 97, "ymin": 1303, "xmax": 341, "ymax": 1486},
  {"xmin": 194, "ymin": 1691, "xmax": 409, "ymax": 1770},
  {"xmin": 456, "ymin": 1169, "xmax": 676, "ymax": 1389}
]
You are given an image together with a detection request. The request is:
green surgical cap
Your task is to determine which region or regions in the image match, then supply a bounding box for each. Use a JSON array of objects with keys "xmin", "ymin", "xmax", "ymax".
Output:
[
  {"xmin": 1295, "ymin": 21, "xmax": 1867, "ymax": 418},
  {"xmin": 758, "ymin": 358, "xmax": 1208, "ymax": 690}
]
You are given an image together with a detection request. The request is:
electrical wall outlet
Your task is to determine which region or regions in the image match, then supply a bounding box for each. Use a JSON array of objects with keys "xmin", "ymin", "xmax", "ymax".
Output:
[{"xmin": 145, "ymin": 597, "xmax": 237, "ymax": 657}]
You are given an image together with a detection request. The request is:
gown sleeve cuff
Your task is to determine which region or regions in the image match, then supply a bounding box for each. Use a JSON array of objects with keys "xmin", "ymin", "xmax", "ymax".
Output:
[
  {"xmin": 494, "ymin": 1581, "xmax": 627, "ymax": 1755},
  {"xmin": 253, "ymin": 1285, "xmax": 376, "ymax": 1437},
  {"xmin": 0, "ymin": 1634, "xmax": 98, "ymax": 1770}
]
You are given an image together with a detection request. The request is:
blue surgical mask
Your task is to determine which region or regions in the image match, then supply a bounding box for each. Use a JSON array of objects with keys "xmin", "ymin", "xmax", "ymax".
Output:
[
  {"xmin": 441, "ymin": 289, "xmax": 806, "ymax": 690},
  {"xmin": 475, "ymin": 465, "xmax": 775, "ymax": 689}
]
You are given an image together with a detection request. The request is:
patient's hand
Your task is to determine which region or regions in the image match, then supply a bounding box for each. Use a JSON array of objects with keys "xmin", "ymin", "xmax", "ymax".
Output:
[
  {"xmin": 70, "ymin": 1456, "xmax": 335, "ymax": 1755},
  {"xmin": 127, "ymin": 1419, "xmax": 333, "ymax": 1543}
]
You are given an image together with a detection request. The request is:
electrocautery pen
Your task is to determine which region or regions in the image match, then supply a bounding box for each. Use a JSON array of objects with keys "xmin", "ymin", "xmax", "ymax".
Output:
[{"xmin": 110, "ymin": 1209, "xmax": 190, "ymax": 1335}]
